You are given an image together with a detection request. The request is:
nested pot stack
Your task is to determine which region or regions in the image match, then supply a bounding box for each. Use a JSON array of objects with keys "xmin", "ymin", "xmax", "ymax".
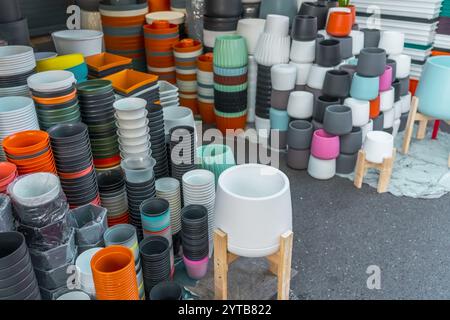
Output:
[
  {"xmin": 197, "ymin": 53, "xmax": 215, "ymax": 124},
  {"xmin": 170, "ymin": 125, "xmax": 196, "ymax": 182},
  {"xmin": 0, "ymin": 45, "xmax": 35, "ymax": 98},
  {"xmin": 146, "ymin": 103, "xmax": 169, "ymax": 179},
  {"xmin": 97, "ymin": 169, "xmax": 129, "ymax": 227}
]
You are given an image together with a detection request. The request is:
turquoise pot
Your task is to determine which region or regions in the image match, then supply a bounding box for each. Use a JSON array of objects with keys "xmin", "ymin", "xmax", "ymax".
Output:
[
  {"xmin": 214, "ymin": 35, "xmax": 248, "ymax": 68},
  {"xmin": 141, "ymin": 209, "xmax": 170, "ymax": 232},
  {"xmin": 66, "ymin": 62, "xmax": 88, "ymax": 83},
  {"xmin": 259, "ymin": 0, "xmax": 298, "ymax": 26},
  {"xmin": 350, "ymin": 73, "xmax": 379, "ymax": 100},
  {"xmin": 270, "ymin": 108, "xmax": 290, "ymax": 131},
  {"xmin": 197, "ymin": 144, "xmax": 236, "ymax": 184},
  {"xmin": 416, "ymin": 56, "xmax": 450, "ymax": 120}
]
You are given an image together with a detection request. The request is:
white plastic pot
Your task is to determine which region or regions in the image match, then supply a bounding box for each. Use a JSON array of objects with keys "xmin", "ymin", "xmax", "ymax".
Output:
[
  {"xmin": 379, "ymin": 31, "xmax": 404, "ymax": 55},
  {"xmin": 379, "ymin": 87, "xmax": 394, "ymax": 112},
  {"xmin": 388, "ymin": 54, "xmax": 411, "ymax": 79},
  {"xmin": 52, "ymin": 29, "xmax": 103, "ymax": 57},
  {"xmin": 363, "ymin": 131, "xmax": 394, "ymax": 164},
  {"xmin": 215, "ymin": 164, "xmax": 292, "ymax": 258},
  {"xmin": 350, "ymin": 30, "xmax": 364, "ymax": 56},
  {"xmin": 289, "ymin": 61, "xmax": 312, "ymax": 85},
  {"xmin": 290, "ymin": 40, "xmax": 316, "ymax": 63},
  {"xmin": 360, "ymin": 119, "xmax": 373, "ymax": 143},
  {"xmin": 236, "ymin": 18, "xmax": 266, "ymax": 55},
  {"xmin": 344, "ymin": 97, "xmax": 370, "ymax": 127},
  {"xmin": 264, "ymin": 14, "xmax": 290, "ymax": 37},
  {"xmin": 306, "ymin": 64, "xmax": 333, "ymax": 90},
  {"xmin": 271, "ymin": 64, "xmax": 297, "ymax": 91},
  {"xmin": 383, "ymin": 108, "xmax": 395, "ymax": 129},
  {"xmin": 287, "ymin": 91, "xmax": 314, "ymax": 119},
  {"xmin": 400, "ymin": 92, "xmax": 411, "ymax": 113},
  {"xmin": 307, "ymin": 155, "xmax": 336, "ymax": 180}
]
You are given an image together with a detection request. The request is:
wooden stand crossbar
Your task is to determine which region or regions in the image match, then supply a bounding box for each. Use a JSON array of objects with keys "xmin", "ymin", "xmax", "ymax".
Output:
[
  {"xmin": 214, "ymin": 229, "xmax": 294, "ymax": 300},
  {"xmin": 354, "ymin": 149, "xmax": 396, "ymax": 193},
  {"xmin": 402, "ymin": 96, "xmax": 450, "ymax": 168}
]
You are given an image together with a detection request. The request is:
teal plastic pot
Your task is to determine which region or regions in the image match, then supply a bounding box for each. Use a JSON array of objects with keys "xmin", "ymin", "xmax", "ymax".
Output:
[
  {"xmin": 66, "ymin": 62, "xmax": 88, "ymax": 83},
  {"xmin": 270, "ymin": 108, "xmax": 290, "ymax": 131},
  {"xmin": 350, "ymin": 73, "xmax": 379, "ymax": 101},
  {"xmin": 416, "ymin": 56, "xmax": 450, "ymax": 120},
  {"xmin": 196, "ymin": 144, "xmax": 236, "ymax": 184},
  {"xmin": 140, "ymin": 198, "xmax": 171, "ymax": 233},
  {"xmin": 214, "ymin": 35, "xmax": 248, "ymax": 69}
]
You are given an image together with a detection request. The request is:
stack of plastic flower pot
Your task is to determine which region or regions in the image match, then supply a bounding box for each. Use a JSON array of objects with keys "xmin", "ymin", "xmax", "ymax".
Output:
[
  {"xmin": 140, "ymin": 198, "xmax": 171, "ymax": 241},
  {"xmin": 48, "ymin": 123, "xmax": 100, "ymax": 208},
  {"xmin": 196, "ymin": 144, "xmax": 235, "ymax": 184},
  {"xmin": 0, "ymin": 163, "xmax": 17, "ymax": 195},
  {"xmin": 0, "ymin": 45, "xmax": 35, "ymax": 98},
  {"xmin": 27, "ymin": 70, "xmax": 81, "ymax": 131},
  {"xmin": 146, "ymin": 104, "xmax": 169, "ymax": 179},
  {"xmin": 77, "ymin": 80, "xmax": 120, "ymax": 170},
  {"xmin": 181, "ymin": 205, "xmax": 209, "ymax": 280},
  {"xmin": 85, "ymin": 52, "xmax": 132, "ymax": 79},
  {"xmin": 286, "ymin": 120, "xmax": 314, "ymax": 171},
  {"xmin": 121, "ymin": 156, "xmax": 157, "ymax": 240},
  {"xmin": 254, "ymin": 14, "xmax": 291, "ymax": 137},
  {"xmin": 103, "ymin": 69, "xmax": 159, "ymax": 107},
  {"xmin": 68, "ymin": 204, "xmax": 108, "ymax": 254},
  {"xmin": 97, "ymin": 169, "xmax": 129, "ymax": 227},
  {"xmin": 91, "ymin": 246, "xmax": 139, "ymax": 300},
  {"xmin": 173, "ymin": 39, "xmax": 203, "ymax": 115},
  {"xmin": 197, "ymin": 52, "xmax": 215, "ymax": 124},
  {"xmin": 2, "ymin": 130, "xmax": 57, "ymax": 175},
  {"xmin": 146, "ymin": 11, "xmax": 186, "ymax": 39},
  {"xmin": 144, "ymin": 20, "xmax": 179, "ymax": 84},
  {"xmin": 170, "ymin": 126, "xmax": 196, "ymax": 182},
  {"xmin": 8, "ymin": 173, "xmax": 76, "ymax": 300},
  {"xmin": 139, "ymin": 235, "xmax": 172, "ymax": 297},
  {"xmin": 104, "ymin": 224, "xmax": 145, "ymax": 300},
  {"xmin": 0, "ymin": 96, "xmax": 39, "ymax": 161},
  {"xmin": 75, "ymin": 247, "xmax": 102, "ymax": 297},
  {"xmin": 159, "ymin": 80, "xmax": 179, "ymax": 108},
  {"xmin": 213, "ymin": 35, "xmax": 249, "ymax": 133},
  {"xmin": 35, "ymin": 54, "xmax": 88, "ymax": 84},
  {"xmin": 203, "ymin": 0, "xmax": 242, "ymax": 51},
  {"xmin": 99, "ymin": 1, "xmax": 148, "ymax": 72},
  {"xmin": 0, "ymin": 232, "xmax": 41, "ymax": 300},
  {"xmin": 0, "ymin": 193, "xmax": 14, "ymax": 232}
]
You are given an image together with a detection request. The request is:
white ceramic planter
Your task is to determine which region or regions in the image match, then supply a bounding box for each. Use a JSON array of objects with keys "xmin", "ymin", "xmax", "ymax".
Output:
[
  {"xmin": 254, "ymin": 32, "xmax": 291, "ymax": 66},
  {"xmin": 344, "ymin": 97, "xmax": 370, "ymax": 127},
  {"xmin": 307, "ymin": 155, "xmax": 336, "ymax": 180},
  {"xmin": 264, "ymin": 14, "xmax": 290, "ymax": 37},
  {"xmin": 290, "ymin": 40, "xmax": 316, "ymax": 64},
  {"xmin": 215, "ymin": 164, "xmax": 292, "ymax": 258},
  {"xmin": 388, "ymin": 54, "xmax": 411, "ymax": 79},
  {"xmin": 360, "ymin": 119, "xmax": 374, "ymax": 143},
  {"xmin": 383, "ymin": 108, "xmax": 395, "ymax": 129},
  {"xmin": 236, "ymin": 19, "xmax": 266, "ymax": 55},
  {"xmin": 363, "ymin": 131, "xmax": 394, "ymax": 164},
  {"xmin": 255, "ymin": 115, "xmax": 271, "ymax": 138},
  {"xmin": 287, "ymin": 91, "xmax": 314, "ymax": 119},
  {"xmin": 394, "ymin": 101, "xmax": 402, "ymax": 120},
  {"xmin": 379, "ymin": 87, "xmax": 394, "ymax": 112},
  {"xmin": 52, "ymin": 29, "xmax": 103, "ymax": 57},
  {"xmin": 289, "ymin": 62, "xmax": 312, "ymax": 85},
  {"xmin": 379, "ymin": 31, "xmax": 404, "ymax": 55},
  {"xmin": 306, "ymin": 64, "xmax": 333, "ymax": 90},
  {"xmin": 350, "ymin": 30, "xmax": 364, "ymax": 56},
  {"xmin": 400, "ymin": 92, "xmax": 411, "ymax": 113},
  {"xmin": 163, "ymin": 106, "xmax": 196, "ymax": 135},
  {"xmin": 271, "ymin": 64, "xmax": 297, "ymax": 91}
]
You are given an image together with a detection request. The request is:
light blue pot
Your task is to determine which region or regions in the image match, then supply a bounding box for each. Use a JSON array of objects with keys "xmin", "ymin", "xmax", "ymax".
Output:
[
  {"xmin": 350, "ymin": 73, "xmax": 379, "ymax": 101},
  {"xmin": 416, "ymin": 56, "xmax": 450, "ymax": 120},
  {"xmin": 270, "ymin": 108, "xmax": 290, "ymax": 131},
  {"xmin": 66, "ymin": 62, "xmax": 88, "ymax": 83}
]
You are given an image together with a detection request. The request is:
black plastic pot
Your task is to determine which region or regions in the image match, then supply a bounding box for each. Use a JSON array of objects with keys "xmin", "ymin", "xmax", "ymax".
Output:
[
  {"xmin": 0, "ymin": 0, "xmax": 22, "ymax": 23},
  {"xmin": 287, "ymin": 120, "xmax": 314, "ymax": 150},
  {"xmin": 372, "ymin": 113, "xmax": 384, "ymax": 131},
  {"xmin": 357, "ymin": 48, "xmax": 387, "ymax": 77},
  {"xmin": 149, "ymin": 281, "xmax": 183, "ymax": 300},
  {"xmin": 298, "ymin": 2, "xmax": 328, "ymax": 30},
  {"xmin": 392, "ymin": 80, "xmax": 401, "ymax": 102},
  {"xmin": 322, "ymin": 70, "xmax": 352, "ymax": 98},
  {"xmin": 287, "ymin": 147, "xmax": 310, "ymax": 170},
  {"xmin": 291, "ymin": 15, "xmax": 318, "ymax": 41},
  {"xmin": 203, "ymin": 16, "xmax": 240, "ymax": 32},
  {"xmin": 330, "ymin": 36, "xmax": 353, "ymax": 60},
  {"xmin": 205, "ymin": 0, "xmax": 243, "ymax": 18},
  {"xmin": 140, "ymin": 198, "xmax": 169, "ymax": 217},
  {"xmin": 140, "ymin": 236, "xmax": 170, "ymax": 262},
  {"xmin": 361, "ymin": 28, "xmax": 381, "ymax": 48},
  {"xmin": 323, "ymin": 105, "xmax": 353, "ymax": 136},
  {"xmin": 336, "ymin": 152, "xmax": 358, "ymax": 174},
  {"xmin": 340, "ymin": 127, "xmax": 362, "ymax": 154},
  {"xmin": 314, "ymin": 96, "xmax": 340, "ymax": 123},
  {"xmin": 398, "ymin": 77, "xmax": 410, "ymax": 96},
  {"xmin": 0, "ymin": 232, "xmax": 28, "ymax": 270},
  {"xmin": 316, "ymin": 39, "xmax": 342, "ymax": 67}
]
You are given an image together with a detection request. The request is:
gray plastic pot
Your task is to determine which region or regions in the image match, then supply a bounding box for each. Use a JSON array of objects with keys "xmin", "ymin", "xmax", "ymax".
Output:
[
  {"xmin": 316, "ymin": 39, "xmax": 341, "ymax": 67},
  {"xmin": 314, "ymin": 96, "xmax": 340, "ymax": 123},
  {"xmin": 311, "ymin": 119, "xmax": 324, "ymax": 130},
  {"xmin": 392, "ymin": 80, "xmax": 401, "ymax": 102},
  {"xmin": 340, "ymin": 127, "xmax": 363, "ymax": 154},
  {"xmin": 330, "ymin": 36, "xmax": 353, "ymax": 60},
  {"xmin": 361, "ymin": 28, "xmax": 380, "ymax": 48},
  {"xmin": 372, "ymin": 113, "xmax": 384, "ymax": 131},
  {"xmin": 357, "ymin": 48, "xmax": 387, "ymax": 77},
  {"xmin": 323, "ymin": 105, "xmax": 353, "ymax": 136},
  {"xmin": 291, "ymin": 15, "xmax": 318, "ymax": 42},
  {"xmin": 336, "ymin": 152, "xmax": 358, "ymax": 174},
  {"xmin": 298, "ymin": 2, "xmax": 329, "ymax": 29},
  {"xmin": 287, "ymin": 148, "xmax": 310, "ymax": 170},
  {"xmin": 386, "ymin": 59, "xmax": 397, "ymax": 83},
  {"xmin": 322, "ymin": 70, "xmax": 352, "ymax": 99},
  {"xmin": 398, "ymin": 77, "xmax": 410, "ymax": 96},
  {"xmin": 287, "ymin": 120, "xmax": 314, "ymax": 150},
  {"xmin": 271, "ymin": 89, "xmax": 293, "ymax": 111}
]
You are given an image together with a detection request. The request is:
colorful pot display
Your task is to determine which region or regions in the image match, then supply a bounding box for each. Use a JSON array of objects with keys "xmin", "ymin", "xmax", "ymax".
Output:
[{"xmin": 215, "ymin": 164, "xmax": 292, "ymax": 258}]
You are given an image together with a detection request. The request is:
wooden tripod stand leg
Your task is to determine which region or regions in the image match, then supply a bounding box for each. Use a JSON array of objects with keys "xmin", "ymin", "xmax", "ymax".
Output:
[
  {"xmin": 416, "ymin": 119, "xmax": 428, "ymax": 140},
  {"xmin": 354, "ymin": 150, "xmax": 366, "ymax": 189},
  {"xmin": 277, "ymin": 231, "xmax": 293, "ymax": 300},
  {"xmin": 214, "ymin": 229, "xmax": 229, "ymax": 300},
  {"xmin": 377, "ymin": 148, "xmax": 396, "ymax": 193},
  {"xmin": 402, "ymin": 96, "xmax": 419, "ymax": 154}
]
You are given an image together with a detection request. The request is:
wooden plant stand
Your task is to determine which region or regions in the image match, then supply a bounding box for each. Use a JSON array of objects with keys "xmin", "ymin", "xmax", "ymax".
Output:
[
  {"xmin": 214, "ymin": 229, "xmax": 294, "ymax": 300},
  {"xmin": 354, "ymin": 149, "xmax": 396, "ymax": 193},
  {"xmin": 402, "ymin": 96, "xmax": 450, "ymax": 167}
]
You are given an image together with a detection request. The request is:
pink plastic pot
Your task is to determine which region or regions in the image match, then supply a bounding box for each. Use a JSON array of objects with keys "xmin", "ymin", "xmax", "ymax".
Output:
[
  {"xmin": 379, "ymin": 66, "xmax": 393, "ymax": 92},
  {"xmin": 311, "ymin": 129, "xmax": 340, "ymax": 160},
  {"xmin": 183, "ymin": 255, "xmax": 208, "ymax": 280}
]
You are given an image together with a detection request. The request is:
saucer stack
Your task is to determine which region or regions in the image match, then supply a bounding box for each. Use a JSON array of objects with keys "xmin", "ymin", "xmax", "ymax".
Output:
[
  {"xmin": 146, "ymin": 104, "xmax": 169, "ymax": 179},
  {"xmin": 0, "ymin": 45, "xmax": 35, "ymax": 98},
  {"xmin": 197, "ymin": 53, "xmax": 215, "ymax": 124},
  {"xmin": 36, "ymin": 54, "xmax": 88, "ymax": 83},
  {"xmin": 155, "ymin": 177, "xmax": 182, "ymax": 236},
  {"xmin": 169, "ymin": 126, "xmax": 196, "ymax": 182},
  {"xmin": 97, "ymin": 169, "xmax": 129, "ymax": 227},
  {"xmin": 173, "ymin": 39, "xmax": 203, "ymax": 115}
]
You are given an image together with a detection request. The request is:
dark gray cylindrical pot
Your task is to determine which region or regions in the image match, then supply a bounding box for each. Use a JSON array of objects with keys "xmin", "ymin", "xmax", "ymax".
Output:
[
  {"xmin": 0, "ymin": 18, "xmax": 31, "ymax": 46},
  {"xmin": 150, "ymin": 281, "xmax": 183, "ymax": 300},
  {"xmin": 330, "ymin": 36, "xmax": 353, "ymax": 60},
  {"xmin": 316, "ymin": 39, "xmax": 341, "ymax": 67},
  {"xmin": 339, "ymin": 64, "xmax": 357, "ymax": 78},
  {"xmin": 398, "ymin": 77, "xmax": 410, "ymax": 96},
  {"xmin": 205, "ymin": 0, "xmax": 243, "ymax": 18},
  {"xmin": 336, "ymin": 152, "xmax": 358, "ymax": 174},
  {"xmin": 361, "ymin": 28, "xmax": 381, "ymax": 48},
  {"xmin": 203, "ymin": 16, "xmax": 240, "ymax": 32},
  {"xmin": 287, "ymin": 120, "xmax": 314, "ymax": 149},
  {"xmin": 298, "ymin": 2, "xmax": 329, "ymax": 29},
  {"xmin": 392, "ymin": 80, "xmax": 401, "ymax": 102},
  {"xmin": 287, "ymin": 148, "xmax": 310, "ymax": 170},
  {"xmin": 357, "ymin": 48, "xmax": 387, "ymax": 77},
  {"xmin": 399, "ymin": 112, "xmax": 409, "ymax": 132},
  {"xmin": 0, "ymin": 232, "xmax": 28, "ymax": 270},
  {"xmin": 271, "ymin": 89, "xmax": 293, "ymax": 111},
  {"xmin": 311, "ymin": 119, "xmax": 323, "ymax": 130},
  {"xmin": 386, "ymin": 59, "xmax": 397, "ymax": 83},
  {"xmin": 340, "ymin": 127, "xmax": 362, "ymax": 154},
  {"xmin": 0, "ymin": 0, "xmax": 22, "ymax": 23},
  {"xmin": 322, "ymin": 70, "xmax": 352, "ymax": 98},
  {"xmin": 291, "ymin": 15, "xmax": 318, "ymax": 41},
  {"xmin": 323, "ymin": 105, "xmax": 353, "ymax": 136},
  {"xmin": 314, "ymin": 95, "xmax": 340, "ymax": 122},
  {"xmin": 372, "ymin": 113, "xmax": 384, "ymax": 131},
  {"xmin": 304, "ymin": 86, "xmax": 322, "ymax": 102}
]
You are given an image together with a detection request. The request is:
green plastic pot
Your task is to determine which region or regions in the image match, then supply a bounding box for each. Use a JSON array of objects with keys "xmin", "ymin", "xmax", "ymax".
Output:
[{"xmin": 214, "ymin": 35, "xmax": 248, "ymax": 69}]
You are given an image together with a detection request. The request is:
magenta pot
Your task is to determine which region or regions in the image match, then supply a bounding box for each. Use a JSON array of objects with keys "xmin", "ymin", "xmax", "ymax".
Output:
[
  {"xmin": 379, "ymin": 66, "xmax": 393, "ymax": 92},
  {"xmin": 310, "ymin": 129, "xmax": 340, "ymax": 160}
]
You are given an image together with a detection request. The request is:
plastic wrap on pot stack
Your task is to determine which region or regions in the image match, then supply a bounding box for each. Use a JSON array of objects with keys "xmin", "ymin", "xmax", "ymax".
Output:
[{"xmin": 186, "ymin": 0, "xmax": 205, "ymax": 40}]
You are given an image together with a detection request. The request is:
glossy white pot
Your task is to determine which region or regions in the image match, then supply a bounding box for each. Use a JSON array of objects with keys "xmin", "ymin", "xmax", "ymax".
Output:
[
  {"xmin": 307, "ymin": 155, "xmax": 336, "ymax": 180},
  {"xmin": 287, "ymin": 91, "xmax": 314, "ymax": 119},
  {"xmin": 388, "ymin": 54, "xmax": 411, "ymax": 79},
  {"xmin": 215, "ymin": 164, "xmax": 292, "ymax": 258},
  {"xmin": 379, "ymin": 87, "xmax": 394, "ymax": 112},
  {"xmin": 363, "ymin": 131, "xmax": 394, "ymax": 164},
  {"xmin": 289, "ymin": 62, "xmax": 312, "ymax": 85},
  {"xmin": 306, "ymin": 64, "xmax": 333, "ymax": 90},
  {"xmin": 290, "ymin": 40, "xmax": 316, "ymax": 63},
  {"xmin": 379, "ymin": 31, "xmax": 404, "ymax": 55},
  {"xmin": 344, "ymin": 97, "xmax": 370, "ymax": 127},
  {"xmin": 271, "ymin": 64, "xmax": 297, "ymax": 91}
]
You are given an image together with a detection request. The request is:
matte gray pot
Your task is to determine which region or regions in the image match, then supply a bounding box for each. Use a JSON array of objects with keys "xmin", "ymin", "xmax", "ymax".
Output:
[
  {"xmin": 323, "ymin": 105, "xmax": 353, "ymax": 136},
  {"xmin": 336, "ymin": 152, "xmax": 358, "ymax": 174},
  {"xmin": 392, "ymin": 80, "xmax": 401, "ymax": 102},
  {"xmin": 357, "ymin": 48, "xmax": 387, "ymax": 77},
  {"xmin": 271, "ymin": 89, "xmax": 293, "ymax": 111},
  {"xmin": 316, "ymin": 39, "xmax": 341, "ymax": 67},
  {"xmin": 340, "ymin": 127, "xmax": 362, "ymax": 154},
  {"xmin": 298, "ymin": 2, "xmax": 328, "ymax": 29},
  {"xmin": 372, "ymin": 113, "xmax": 384, "ymax": 131},
  {"xmin": 311, "ymin": 119, "xmax": 323, "ymax": 130},
  {"xmin": 361, "ymin": 28, "xmax": 380, "ymax": 48},
  {"xmin": 322, "ymin": 70, "xmax": 352, "ymax": 99},
  {"xmin": 314, "ymin": 96, "xmax": 340, "ymax": 123},
  {"xmin": 339, "ymin": 64, "xmax": 357, "ymax": 78},
  {"xmin": 291, "ymin": 15, "xmax": 318, "ymax": 41},
  {"xmin": 287, "ymin": 148, "xmax": 310, "ymax": 170},
  {"xmin": 398, "ymin": 77, "xmax": 410, "ymax": 96},
  {"xmin": 205, "ymin": 0, "xmax": 243, "ymax": 18},
  {"xmin": 330, "ymin": 36, "xmax": 353, "ymax": 60},
  {"xmin": 287, "ymin": 120, "xmax": 314, "ymax": 150}
]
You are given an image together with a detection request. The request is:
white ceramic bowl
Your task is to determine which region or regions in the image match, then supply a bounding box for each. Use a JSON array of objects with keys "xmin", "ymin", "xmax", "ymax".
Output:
[
  {"xmin": 52, "ymin": 29, "xmax": 103, "ymax": 57},
  {"xmin": 287, "ymin": 91, "xmax": 314, "ymax": 119},
  {"xmin": 290, "ymin": 40, "xmax": 316, "ymax": 64},
  {"xmin": 215, "ymin": 164, "xmax": 292, "ymax": 258},
  {"xmin": 307, "ymin": 155, "xmax": 336, "ymax": 180},
  {"xmin": 236, "ymin": 18, "xmax": 266, "ymax": 55},
  {"xmin": 363, "ymin": 131, "xmax": 394, "ymax": 164},
  {"xmin": 271, "ymin": 64, "xmax": 297, "ymax": 91},
  {"xmin": 344, "ymin": 97, "xmax": 370, "ymax": 127}
]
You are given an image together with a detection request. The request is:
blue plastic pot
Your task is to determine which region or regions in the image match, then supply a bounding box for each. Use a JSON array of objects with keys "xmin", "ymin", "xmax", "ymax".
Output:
[
  {"xmin": 350, "ymin": 73, "xmax": 379, "ymax": 101},
  {"xmin": 270, "ymin": 108, "xmax": 290, "ymax": 131}
]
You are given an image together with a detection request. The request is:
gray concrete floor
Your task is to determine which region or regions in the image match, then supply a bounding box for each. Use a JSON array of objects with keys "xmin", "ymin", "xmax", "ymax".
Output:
[{"xmin": 279, "ymin": 155, "xmax": 450, "ymax": 300}]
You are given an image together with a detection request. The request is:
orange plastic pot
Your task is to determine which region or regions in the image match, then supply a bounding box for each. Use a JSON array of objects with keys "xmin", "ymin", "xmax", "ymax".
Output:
[
  {"xmin": 173, "ymin": 39, "xmax": 202, "ymax": 53},
  {"xmin": 198, "ymin": 101, "xmax": 215, "ymax": 124},
  {"xmin": 3, "ymin": 131, "xmax": 50, "ymax": 156},
  {"xmin": 91, "ymin": 246, "xmax": 139, "ymax": 300},
  {"xmin": 144, "ymin": 20, "xmax": 178, "ymax": 35},
  {"xmin": 176, "ymin": 73, "xmax": 197, "ymax": 81},
  {"xmin": 326, "ymin": 12, "xmax": 353, "ymax": 37},
  {"xmin": 148, "ymin": 0, "xmax": 170, "ymax": 12},
  {"xmin": 197, "ymin": 53, "xmax": 213, "ymax": 72},
  {"xmin": 102, "ymin": 69, "xmax": 158, "ymax": 94},
  {"xmin": 85, "ymin": 53, "xmax": 132, "ymax": 72},
  {"xmin": 101, "ymin": 15, "xmax": 146, "ymax": 27},
  {"xmin": 347, "ymin": 5, "xmax": 356, "ymax": 25},
  {"xmin": 215, "ymin": 114, "xmax": 247, "ymax": 134},
  {"xmin": 180, "ymin": 97, "xmax": 199, "ymax": 115},
  {"xmin": 370, "ymin": 95, "xmax": 381, "ymax": 119},
  {"xmin": 32, "ymin": 90, "xmax": 77, "ymax": 105}
]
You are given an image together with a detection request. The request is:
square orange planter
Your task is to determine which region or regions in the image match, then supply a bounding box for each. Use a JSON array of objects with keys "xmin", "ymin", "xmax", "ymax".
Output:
[
  {"xmin": 86, "ymin": 53, "xmax": 132, "ymax": 72},
  {"xmin": 103, "ymin": 69, "xmax": 158, "ymax": 95}
]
